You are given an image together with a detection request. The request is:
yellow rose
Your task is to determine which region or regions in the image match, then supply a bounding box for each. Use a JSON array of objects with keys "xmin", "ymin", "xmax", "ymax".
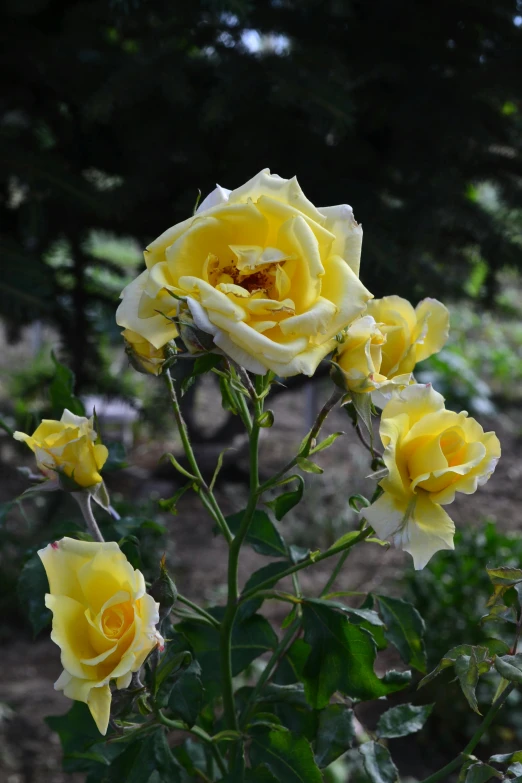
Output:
[
  {"xmin": 122, "ymin": 328, "xmax": 168, "ymax": 376},
  {"xmin": 365, "ymin": 296, "xmax": 450, "ymax": 378},
  {"xmin": 364, "ymin": 384, "xmax": 500, "ymax": 569},
  {"xmin": 116, "ymin": 169, "xmax": 372, "ymax": 377},
  {"xmin": 39, "ymin": 537, "xmax": 163, "ymax": 735},
  {"xmin": 334, "ymin": 315, "xmax": 412, "ymax": 393},
  {"xmin": 14, "ymin": 410, "xmax": 109, "ymax": 488}
]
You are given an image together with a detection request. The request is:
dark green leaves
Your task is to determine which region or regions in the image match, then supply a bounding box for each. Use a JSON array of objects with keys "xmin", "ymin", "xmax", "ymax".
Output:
[
  {"xmin": 454, "ymin": 648, "xmax": 493, "ymax": 714},
  {"xmin": 176, "ymin": 612, "xmax": 277, "ymax": 694},
  {"xmin": 49, "ymin": 352, "xmax": 85, "ymax": 417},
  {"xmin": 359, "ymin": 742, "xmax": 399, "ymax": 783},
  {"xmin": 181, "ymin": 353, "xmax": 223, "ymax": 395},
  {"xmin": 314, "ymin": 704, "xmax": 355, "ymax": 768},
  {"xmin": 249, "ymin": 728, "xmax": 322, "ymax": 783},
  {"xmin": 494, "ymin": 653, "xmax": 522, "ymax": 684},
  {"xmin": 376, "ymin": 595, "xmax": 427, "ymax": 672},
  {"xmin": 265, "ymin": 476, "xmax": 305, "ymax": 521},
  {"xmin": 376, "ymin": 703, "xmax": 433, "ymax": 739},
  {"xmin": 226, "ymin": 510, "xmax": 286, "ymax": 558},
  {"xmin": 18, "ymin": 552, "xmax": 51, "ymax": 636},
  {"xmin": 464, "ymin": 763, "xmax": 503, "ymax": 783},
  {"xmin": 298, "ymin": 601, "xmax": 409, "ymax": 708},
  {"xmin": 167, "ymin": 661, "xmax": 204, "ymax": 727},
  {"xmin": 46, "ymin": 702, "xmax": 118, "ymax": 774},
  {"xmin": 106, "ymin": 729, "xmax": 182, "ymax": 783}
]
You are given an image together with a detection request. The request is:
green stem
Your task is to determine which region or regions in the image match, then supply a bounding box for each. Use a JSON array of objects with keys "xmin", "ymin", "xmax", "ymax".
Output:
[
  {"xmin": 240, "ymin": 527, "xmax": 373, "ymax": 604},
  {"xmin": 420, "ymin": 683, "xmax": 515, "ymax": 783},
  {"xmin": 74, "ymin": 492, "xmax": 104, "ymax": 542},
  {"xmin": 220, "ymin": 375, "xmax": 264, "ymax": 755},
  {"xmin": 156, "ymin": 710, "xmax": 228, "ymax": 777},
  {"xmin": 320, "ymin": 549, "xmax": 350, "ymax": 597},
  {"xmin": 176, "ymin": 594, "xmax": 221, "ymax": 629},
  {"xmin": 164, "ymin": 369, "xmax": 233, "ymax": 545},
  {"xmin": 258, "ymin": 388, "xmax": 343, "ymax": 494},
  {"xmin": 239, "ymin": 618, "xmax": 301, "ymax": 727}
]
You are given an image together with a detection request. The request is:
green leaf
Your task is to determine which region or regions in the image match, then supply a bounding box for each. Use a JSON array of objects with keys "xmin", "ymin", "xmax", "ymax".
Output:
[
  {"xmin": 168, "ymin": 661, "xmax": 204, "ymax": 727},
  {"xmin": 296, "ymin": 456, "xmax": 324, "ymax": 474},
  {"xmin": 349, "ymin": 494, "xmax": 371, "ymax": 512},
  {"xmin": 464, "ymin": 763, "xmax": 502, "ymax": 783},
  {"xmin": 490, "ymin": 752, "xmax": 522, "ymax": 764},
  {"xmin": 454, "ymin": 648, "xmax": 493, "ymax": 714},
  {"xmin": 249, "ymin": 728, "xmax": 322, "ymax": 783},
  {"xmin": 298, "ymin": 601, "xmax": 409, "ymax": 708},
  {"xmin": 265, "ymin": 476, "xmax": 305, "ymax": 521},
  {"xmin": 46, "ymin": 702, "xmax": 120, "ymax": 774},
  {"xmin": 308, "ymin": 431, "xmax": 344, "ymax": 455},
  {"xmin": 309, "ymin": 598, "xmax": 384, "ymax": 627},
  {"xmin": 239, "ymin": 561, "xmax": 293, "ymax": 621},
  {"xmin": 376, "ymin": 595, "xmax": 427, "ymax": 673},
  {"xmin": 107, "ymin": 728, "xmax": 182, "ymax": 782},
  {"xmin": 154, "ymin": 632, "xmax": 193, "ymax": 703},
  {"xmin": 359, "ymin": 741, "xmax": 399, "ymax": 783},
  {"xmin": 49, "ymin": 352, "xmax": 85, "ymax": 417},
  {"xmin": 176, "ymin": 612, "xmax": 277, "ymax": 695},
  {"xmin": 350, "ymin": 392, "xmax": 373, "ymax": 444},
  {"xmin": 162, "ymin": 452, "xmax": 198, "ymax": 481},
  {"xmin": 377, "ymin": 703, "xmax": 433, "ymax": 739},
  {"xmin": 158, "ymin": 482, "xmax": 194, "ymax": 515},
  {"xmin": 210, "ymin": 448, "xmax": 235, "ymax": 492},
  {"xmin": 419, "ymin": 644, "xmax": 492, "ymax": 689},
  {"xmin": 219, "ymin": 375, "xmax": 238, "ymax": 414},
  {"xmin": 314, "ymin": 704, "xmax": 356, "ymax": 768},
  {"xmin": 226, "ymin": 510, "xmax": 287, "ymax": 558},
  {"xmin": 18, "ymin": 552, "xmax": 51, "ymax": 636},
  {"xmin": 487, "ymin": 567, "xmax": 522, "ymax": 586},
  {"xmin": 494, "ymin": 653, "xmax": 522, "ymax": 684}
]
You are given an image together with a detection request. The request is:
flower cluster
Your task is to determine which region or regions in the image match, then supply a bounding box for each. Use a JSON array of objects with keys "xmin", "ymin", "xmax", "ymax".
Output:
[{"xmin": 116, "ymin": 168, "xmax": 500, "ymax": 569}]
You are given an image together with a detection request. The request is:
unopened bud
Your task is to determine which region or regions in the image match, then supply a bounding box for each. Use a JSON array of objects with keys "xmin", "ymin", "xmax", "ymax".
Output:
[{"xmin": 149, "ymin": 556, "xmax": 178, "ymax": 623}]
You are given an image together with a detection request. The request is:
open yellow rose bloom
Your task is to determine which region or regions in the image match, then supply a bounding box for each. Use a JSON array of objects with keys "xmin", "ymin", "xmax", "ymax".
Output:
[
  {"xmin": 14, "ymin": 409, "xmax": 108, "ymax": 488},
  {"xmin": 365, "ymin": 384, "xmax": 501, "ymax": 569},
  {"xmin": 335, "ymin": 296, "xmax": 450, "ymax": 394},
  {"xmin": 117, "ymin": 169, "xmax": 372, "ymax": 376},
  {"xmin": 39, "ymin": 538, "xmax": 163, "ymax": 734}
]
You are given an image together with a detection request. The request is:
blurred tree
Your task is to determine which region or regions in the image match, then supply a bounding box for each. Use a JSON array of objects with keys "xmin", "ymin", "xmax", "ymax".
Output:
[{"xmin": 1, "ymin": 0, "xmax": 522, "ymax": 386}]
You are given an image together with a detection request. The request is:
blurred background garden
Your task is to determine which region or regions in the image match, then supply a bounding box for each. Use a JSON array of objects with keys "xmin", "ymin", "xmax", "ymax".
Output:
[{"xmin": 1, "ymin": 0, "xmax": 522, "ymax": 780}]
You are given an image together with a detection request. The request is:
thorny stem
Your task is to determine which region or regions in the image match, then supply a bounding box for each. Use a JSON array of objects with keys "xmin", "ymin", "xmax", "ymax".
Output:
[
  {"xmin": 420, "ymin": 683, "xmax": 515, "ymax": 783},
  {"xmin": 74, "ymin": 492, "xmax": 104, "ymax": 542},
  {"xmin": 220, "ymin": 375, "xmax": 264, "ymax": 773},
  {"xmin": 164, "ymin": 369, "xmax": 233, "ymax": 545},
  {"xmin": 156, "ymin": 710, "xmax": 228, "ymax": 777},
  {"xmin": 258, "ymin": 388, "xmax": 344, "ymax": 493}
]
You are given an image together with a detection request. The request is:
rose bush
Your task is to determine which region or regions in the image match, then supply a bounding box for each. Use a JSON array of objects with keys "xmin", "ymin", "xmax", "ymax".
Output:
[
  {"xmin": 39, "ymin": 537, "xmax": 163, "ymax": 734},
  {"xmin": 116, "ymin": 169, "xmax": 372, "ymax": 376},
  {"xmin": 364, "ymin": 383, "xmax": 501, "ymax": 568},
  {"xmin": 14, "ymin": 409, "xmax": 108, "ymax": 488}
]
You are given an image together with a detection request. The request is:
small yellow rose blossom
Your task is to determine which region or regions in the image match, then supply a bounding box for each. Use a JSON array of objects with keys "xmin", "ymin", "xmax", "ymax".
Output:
[
  {"xmin": 14, "ymin": 410, "xmax": 109, "ymax": 488},
  {"xmin": 122, "ymin": 328, "xmax": 167, "ymax": 376},
  {"xmin": 116, "ymin": 169, "xmax": 373, "ymax": 377},
  {"xmin": 334, "ymin": 315, "xmax": 412, "ymax": 393},
  {"xmin": 365, "ymin": 295, "xmax": 450, "ymax": 379},
  {"xmin": 39, "ymin": 537, "xmax": 163, "ymax": 735},
  {"xmin": 364, "ymin": 384, "xmax": 501, "ymax": 569}
]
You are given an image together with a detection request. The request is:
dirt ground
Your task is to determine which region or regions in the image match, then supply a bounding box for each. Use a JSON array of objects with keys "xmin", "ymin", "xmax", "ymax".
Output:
[{"xmin": 1, "ymin": 381, "xmax": 521, "ymax": 782}]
